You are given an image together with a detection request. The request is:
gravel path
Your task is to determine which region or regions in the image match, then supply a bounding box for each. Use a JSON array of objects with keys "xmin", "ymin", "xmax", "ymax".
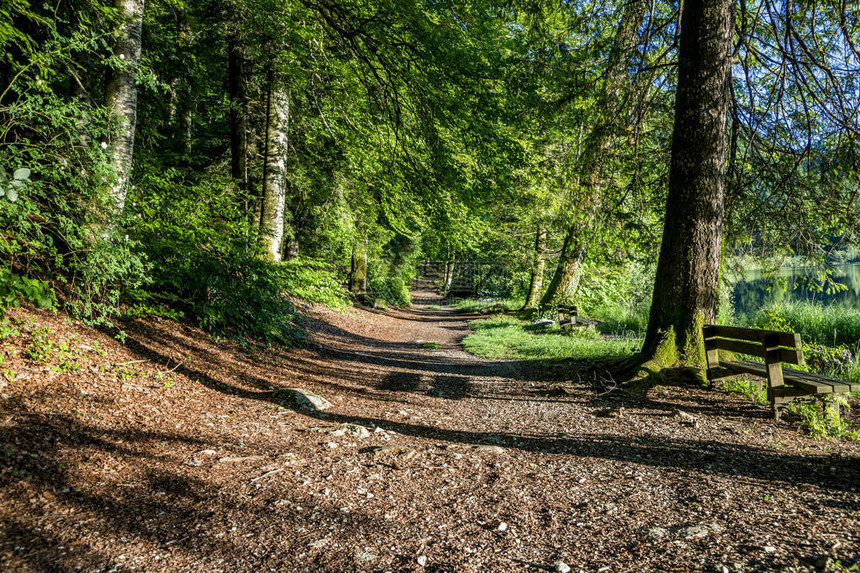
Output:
[{"xmin": 1, "ymin": 288, "xmax": 858, "ymax": 572}]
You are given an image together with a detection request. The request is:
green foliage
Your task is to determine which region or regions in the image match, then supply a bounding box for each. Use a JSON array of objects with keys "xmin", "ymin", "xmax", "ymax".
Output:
[
  {"xmin": 722, "ymin": 379, "xmax": 769, "ymax": 406},
  {"xmin": 462, "ymin": 315, "xmax": 640, "ymax": 361},
  {"xmin": 0, "ymin": 267, "xmax": 56, "ymax": 313},
  {"xmin": 280, "ymin": 258, "xmax": 351, "ymax": 311},
  {"xmin": 746, "ymin": 302, "xmax": 860, "ymax": 349},
  {"xmin": 448, "ymin": 297, "xmax": 521, "ymax": 313},
  {"xmin": 787, "ymin": 397, "xmax": 858, "ymax": 441}
]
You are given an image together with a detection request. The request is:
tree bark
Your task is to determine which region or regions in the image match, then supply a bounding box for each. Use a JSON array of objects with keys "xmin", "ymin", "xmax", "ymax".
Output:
[
  {"xmin": 642, "ymin": 0, "xmax": 733, "ymax": 365},
  {"xmin": 522, "ymin": 226, "xmax": 547, "ymax": 310},
  {"xmin": 105, "ymin": 0, "xmax": 145, "ymax": 217},
  {"xmin": 350, "ymin": 237, "xmax": 368, "ymax": 295},
  {"xmin": 228, "ymin": 36, "xmax": 248, "ymax": 191},
  {"xmin": 540, "ymin": 0, "xmax": 646, "ymax": 305},
  {"xmin": 259, "ymin": 70, "xmax": 289, "ymax": 261},
  {"xmin": 539, "ymin": 227, "xmax": 585, "ymax": 308}
]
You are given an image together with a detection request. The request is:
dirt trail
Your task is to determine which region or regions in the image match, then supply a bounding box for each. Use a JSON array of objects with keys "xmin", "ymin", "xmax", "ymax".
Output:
[{"xmin": 1, "ymin": 289, "xmax": 859, "ymax": 572}]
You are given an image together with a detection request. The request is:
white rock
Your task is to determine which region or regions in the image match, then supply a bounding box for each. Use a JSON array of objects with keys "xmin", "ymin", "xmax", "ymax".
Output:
[
  {"xmin": 763, "ymin": 546, "xmax": 776, "ymax": 553},
  {"xmin": 498, "ymin": 522, "xmax": 508, "ymax": 532},
  {"xmin": 553, "ymin": 561, "xmax": 571, "ymax": 573},
  {"xmin": 417, "ymin": 555, "xmax": 427, "ymax": 566},
  {"xmin": 274, "ymin": 388, "xmax": 332, "ymax": 411}
]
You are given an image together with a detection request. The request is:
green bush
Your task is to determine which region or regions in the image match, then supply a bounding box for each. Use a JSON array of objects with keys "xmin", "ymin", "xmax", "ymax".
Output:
[{"xmin": 370, "ymin": 275, "xmax": 411, "ymax": 307}]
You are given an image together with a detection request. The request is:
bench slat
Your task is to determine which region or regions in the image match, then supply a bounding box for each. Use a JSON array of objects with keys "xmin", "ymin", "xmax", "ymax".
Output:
[
  {"xmin": 704, "ymin": 324, "xmax": 801, "ymax": 348},
  {"xmin": 707, "ymin": 338, "xmax": 802, "ymax": 364},
  {"xmin": 720, "ymin": 360, "xmax": 859, "ymax": 394}
]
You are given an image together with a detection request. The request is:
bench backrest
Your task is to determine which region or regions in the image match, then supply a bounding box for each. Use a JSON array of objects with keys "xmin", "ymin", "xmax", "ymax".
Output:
[{"xmin": 702, "ymin": 324, "xmax": 803, "ymax": 365}]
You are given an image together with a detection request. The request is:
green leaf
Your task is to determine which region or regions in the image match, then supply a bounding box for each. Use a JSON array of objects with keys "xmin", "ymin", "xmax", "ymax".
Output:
[
  {"xmin": 13, "ymin": 168, "xmax": 30, "ymax": 180},
  {"xmin": 6, "ymin": 188, "xmax": 18, "ymax": 202}
]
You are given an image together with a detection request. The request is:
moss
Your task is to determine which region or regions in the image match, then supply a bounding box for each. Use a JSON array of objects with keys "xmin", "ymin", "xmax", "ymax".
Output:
[{"xmin": 653, "ymin": 326, "xmax": 678, "ymax": 369}]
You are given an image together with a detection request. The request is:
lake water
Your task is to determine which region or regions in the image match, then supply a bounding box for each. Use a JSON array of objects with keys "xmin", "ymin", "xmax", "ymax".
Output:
[{"xmin": 731, "ymin": 263, "xmax": 860, "ymax": 315}]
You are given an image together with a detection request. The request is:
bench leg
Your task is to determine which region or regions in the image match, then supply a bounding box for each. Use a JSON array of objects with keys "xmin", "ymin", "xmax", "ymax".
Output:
[{"xmin": 825, "ymin": 397, "xmax": 841, "ymax": 423}]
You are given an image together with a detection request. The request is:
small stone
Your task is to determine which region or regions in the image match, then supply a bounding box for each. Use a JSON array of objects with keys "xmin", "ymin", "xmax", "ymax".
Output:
[
  {"xmin": 472, "ymin": 445, "xmax": 506, "ymax": 454},
  {"xmin": 813, "ymin": 556, "xmax": 831, "ymax": 570},
  {"xmin": 198, "ymin": 449, "xmax": 217, "ymax": 456},
  {"xmin": 273, "ymin": 388, "xmax": 332, "ymax": 411},
  {"xmin": 308, "ymin": 539, "xmax": 328, "ymax": 549},
  {"xmin": 647, "ymin": 527, "xmax": 669, "ymax": 540},
  {"xmin": 553, "ymin": 561, "xmax": 571, "ymax": 573},
  {"xmin": 763, "ymin": 546, "xmax": 776, "ymax": 553},
  {"xmin": 497, "ymin": 522, "xmax": 508, "ymax": 532},
  {"xmin": 674, "ymin": 522, "xmax": 724, "ymax": 540},
  {"xmin": 417, "ymin": 555, "xmax": 427, "ymax": 566},
  {"xmin": 356, "ymin": 552, "xmax": 375, "ymax": 562},
  {"xmin": 533, "ymin": 318, "xmax": 555, "ymax": 328},
  {"xmin": 310, "ymin": 424, "xmax": 371, "ymax": 439},
  {"xmin": 324, "ymin": 441, "xmax": 338, "ymax": 449}
]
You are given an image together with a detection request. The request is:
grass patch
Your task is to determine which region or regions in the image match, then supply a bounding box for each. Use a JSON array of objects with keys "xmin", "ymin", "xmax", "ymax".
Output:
[
  {"xmin": 425, "ymin": 304, "xmax": 441, "ymax": 311},
  {"xmin": 743, "ymin": 301, "xmax": 860, "ymax": 348},
  {"xmin": 721, "ymin": 379, "xmax": 769, "ymax": 406},
  {"xmin": 448, "ymin": 297, "xmax": 521, "ymax": 313},
  {"xmin": 461, "ymin": 315, "xmax": 641, "ymax": 361},
  {"xmin": 422, "ymin": 341, "xmax": 440, "ymax": 349}
]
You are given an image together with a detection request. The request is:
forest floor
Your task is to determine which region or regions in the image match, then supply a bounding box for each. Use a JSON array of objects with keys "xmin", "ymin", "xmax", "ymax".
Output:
[{"xmin": 1, "ymin": 283, "xmax": 859, "ymax": 573}]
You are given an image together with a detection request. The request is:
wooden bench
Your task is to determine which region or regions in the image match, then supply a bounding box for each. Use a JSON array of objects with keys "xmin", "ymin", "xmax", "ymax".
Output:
[
  {"xmin": 557, "ymin": 304, "xmax": 600, "ymax": 329},
  {"xmin": 703, "ymin": 324, "xmax": 860, "ymax": 420}
]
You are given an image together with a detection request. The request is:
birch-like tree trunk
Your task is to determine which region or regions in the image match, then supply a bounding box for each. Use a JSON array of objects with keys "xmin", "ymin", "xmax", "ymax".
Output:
[
  {"xmin": 522, "ymin": 226, "xmax": 547, "ymax": 310},
  {"xmin": 642, "ymin": 0, "xmax": 733, "ymax": 365},
  {"xmin": 105, "ymin": 0, "xmax": 145, "ymax": 217},
  {"xmin": 259, "ymin": 72, "xmax": 289, "ymax": 261}
]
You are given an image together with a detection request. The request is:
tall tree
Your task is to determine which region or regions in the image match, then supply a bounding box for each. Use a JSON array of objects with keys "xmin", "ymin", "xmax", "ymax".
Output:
[
  {"xmin": 642, "ymin": 0, "xmax": 734, "ymax": 365},
  {"xmin": 105, "ymin": 0, "xmax": 145, "ymax": 217},
  {"xmin": 539, "ymin": 0, "xmax": 647, "ymax": 307},
  {"xmin": 259, "ymin": 70, "xmax": 289, "ymax": 261},
  {"xmin": 521, "ymin": 225, "xmax": 547, "ymax": 311}
]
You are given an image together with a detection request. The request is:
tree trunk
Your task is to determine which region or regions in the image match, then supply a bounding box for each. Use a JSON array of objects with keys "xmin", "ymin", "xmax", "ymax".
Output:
[
  {"xmin": 540, "ymin": 227, "xmax": 585, "ymax": 308},
  {"xmin": 259, "ymin": 71, "xmax": 289, "ymax": 261},
  {"xmin": 642, "ymin": 0, "xmax": 733, "ymax": 366},
  {"xmin": 228, "ymin": 36, "xmax": 248, "ymax": 191},
  {"xmin": 350, "ymin": 237, "xmax": 368, "ymax": 295},
  {"xmin": 444, "ymin": 259, "xmax": 455, "ymax": 293},
  {"xmin": 522, "ymin": 226, "xmax": 547, "ymax": 310},
  {"xmin": 541, "ymin": 0, "xmax": 646, "ymax": 302},
  {"xmin": 105, "ymin": 0, "xmax": 145, "ymax": 217}
]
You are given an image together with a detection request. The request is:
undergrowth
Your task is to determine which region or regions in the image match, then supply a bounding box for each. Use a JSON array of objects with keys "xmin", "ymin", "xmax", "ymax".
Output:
[
  {"xmin": 461, "ymin": 315, "xmax": 640, "ymax": 361},
  {"xmin": 448, "ymin": 297, "xmax": 521, "ymax": 313}
]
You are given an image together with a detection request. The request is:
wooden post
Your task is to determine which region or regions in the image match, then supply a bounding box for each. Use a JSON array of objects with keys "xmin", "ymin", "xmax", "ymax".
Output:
[
  {"xmin": 703, "ymin": 325, "xmax": 720, "ymax": 388},
  {"xmin": 763, "ymin": 333, "xmax": 785, "ymax": 420}
]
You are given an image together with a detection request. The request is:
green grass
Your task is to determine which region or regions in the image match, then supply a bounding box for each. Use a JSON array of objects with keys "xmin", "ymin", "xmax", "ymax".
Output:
[
  {"xmin": 422, "ymin": 341, "xmax": 440, "ymax": 349},
  {"xmin": 447, "ymin": 297, "xmax": 521, "ymax": 313},
  {"xmin": 461, "ymin": 315, "xmax": 641, "ymax": 361},
  {"xmin": 743, "ymin": 301, "xmax": 860, "ymax": 348},
  {"xmin": 425, "ymin": 304, "xmax": 441, "ymax": 311}
]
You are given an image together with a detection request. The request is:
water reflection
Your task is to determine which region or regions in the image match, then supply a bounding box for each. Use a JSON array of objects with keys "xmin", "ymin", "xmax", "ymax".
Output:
[{"xmin": 731, "ymin": 263, "xmax": 860, "ymax": 316}]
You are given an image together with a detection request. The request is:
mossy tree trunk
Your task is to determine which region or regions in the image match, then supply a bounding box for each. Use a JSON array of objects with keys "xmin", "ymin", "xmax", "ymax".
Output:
[
  {"xmin": 522, "ymin": 226, "xmax": 547, "ymax": 310},
  {"xmin": 350, "ymin": 237, "xmax": 368, "ymax": 295},
  {"xmin": 642, "ymin": 0, "xmax": 733, "ymax": 367},
  {"xmin": 540, "ymin": 0, "xmax": 646, "ymax": 306},
  {"xmin": 228, "ymin": 35, "xmax": 248, "ymax": 193},
  {"xmin": 539, "ymin": 228, "xmax": 585, "ymax": 308}
]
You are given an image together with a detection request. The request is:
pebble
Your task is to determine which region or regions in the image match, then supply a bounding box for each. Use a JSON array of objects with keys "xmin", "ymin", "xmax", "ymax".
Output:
[
  {"xmin": 763, "ymin": 546, "xmax": 776, "ymax": 553},
  {"xmin": 647, "ymin": 527, "xmax": 669, "ymax": 540},
  {"xmin": 553, "ymin": 561, "xmax": 571, "ymax": 573},
  {"xmin": 417, "ymin": 555, "xmax": 427, "ymax": 566},
  {"xmin": 273, "ymin": 388, "xmax": 332, "ymax": 411},
  {"xmin": 675, "ymin": 522, "xmax": 724, "ymax": 539},
  {"xmin": 497, "ymin": 522, "xmax": 508, "ymax": 532}
]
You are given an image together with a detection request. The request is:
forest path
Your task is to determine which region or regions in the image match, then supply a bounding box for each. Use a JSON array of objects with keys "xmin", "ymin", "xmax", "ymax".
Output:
[{"xmin": 2, "ymin": 288, "xmax": 859, "ymax": 572}]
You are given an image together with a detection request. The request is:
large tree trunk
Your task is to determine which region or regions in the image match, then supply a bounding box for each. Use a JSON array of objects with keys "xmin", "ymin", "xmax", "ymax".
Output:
[
  {"xmin": 641, "ymin": 0, "xmax": 733, "ymax": 366},
  {"xmin": 259, "ymin": 71, "xmax": 289, "ymax": 261},
  {"xmin": 228, "ymin": 36, "xmax": 248, "ymax": 191},
  {"xmin": 522, "ymin": 226, "xmax": 547, "ymax": 310},
  {"xmin": 105, "ymin": 0, "xmax": 145, "ymax": 217},
  {"xmin": 540, "ymin": 227, "xmax": 585, "ymax": 308}
]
